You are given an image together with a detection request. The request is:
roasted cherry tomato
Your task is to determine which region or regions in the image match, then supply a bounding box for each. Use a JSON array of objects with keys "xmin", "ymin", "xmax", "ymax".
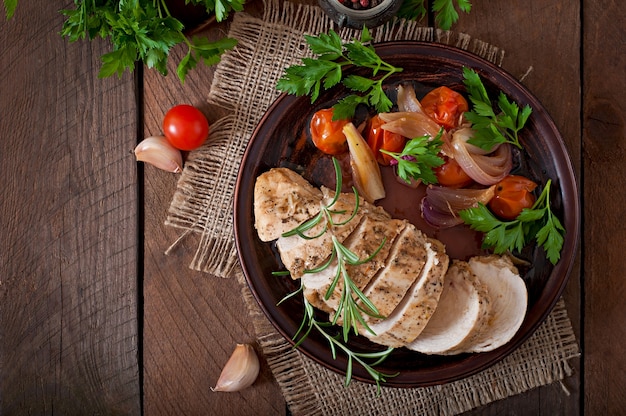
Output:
[
  {"xmin": 489, "ymin": 175, "xmax": 538, "ymax": 220},
  {"xmin": 434, "ymin": 156, "xmax": 474, "ymax": 188},
  {"xmin": 366, "ymin": 114, "xmax": 406, "ymax": 165},
  {"xmin": 309, "ymin": 108, "xmax": 349, "ymax": 155},
  {"xmin": 162, "ymin": 104, "xmax": 210, "ymax": 151},
  {"xmin": 420, "ymin": 86, "xmax": 469, "ymax": 130}
]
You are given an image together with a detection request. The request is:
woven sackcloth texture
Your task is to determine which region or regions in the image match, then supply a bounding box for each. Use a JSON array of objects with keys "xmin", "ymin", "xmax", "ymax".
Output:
[{"xmin": 165, "ymin": 0, "xmax": 580, "ymax": 414}]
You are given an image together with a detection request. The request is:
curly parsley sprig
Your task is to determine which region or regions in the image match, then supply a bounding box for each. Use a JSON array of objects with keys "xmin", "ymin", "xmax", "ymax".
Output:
[
  {"xmin": 380, "ymin": 130, "xmax": 445, "ymax": 185},
  {"xmin": 276, "ymin": 28, "xmax": 403, "ymax": 120},
  {"xmin": 462, "ymin": 67, "xmax": 533, "ymax": 151},
  {"xmin": 459, "ymin": 179, "xmax": 565, "ymax": 264}
]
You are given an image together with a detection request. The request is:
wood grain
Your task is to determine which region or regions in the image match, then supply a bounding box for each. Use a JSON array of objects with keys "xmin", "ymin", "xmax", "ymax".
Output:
[
  {"xmin": 583, "ymin": 1, "xmax": 626, "ymax": 414},
  {"xmin": 0, "ymin": 1, "xmax": 140, "ymax": 414},
  {"xmin": 140, "ymin": 7, "xmax": 287, "ymax": 413}
]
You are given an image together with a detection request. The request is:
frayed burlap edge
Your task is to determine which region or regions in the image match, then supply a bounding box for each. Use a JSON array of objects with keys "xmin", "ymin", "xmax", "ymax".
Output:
[{"xmin": 164, "ymin": 0, "xmax": 504, "ymax": 277}]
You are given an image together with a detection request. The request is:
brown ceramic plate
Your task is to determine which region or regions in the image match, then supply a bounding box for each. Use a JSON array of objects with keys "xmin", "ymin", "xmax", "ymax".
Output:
[{"xmin": 234, "ymin": 41, "xmax": 579, "ymax": 387}]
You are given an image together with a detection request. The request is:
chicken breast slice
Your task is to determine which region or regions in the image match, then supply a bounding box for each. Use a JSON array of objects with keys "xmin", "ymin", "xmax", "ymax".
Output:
[
  {"xmin": 363, "ymin": 239, "xmax": 449, "ymax": 348},
  {"xmin": 277, "ymin": 187, "xmax": 388, "ymax": 279},
  {"xmin": 405, "ymin": 259, "xmax": 491, "ymax": 355},
  {"xmin": 254, "ymin": 168, "xmax": 322, "ymax": 242},
  {"xmin": 308, "ymin": 216, "xmax": 407, "ymax": 314},
  {"xmin": 458, "ymin": 255, "xmax": 527, "ymax": 353},
  {"xmin": 360, "ymin": 223, "xmax": 430, "ymax": 321}
]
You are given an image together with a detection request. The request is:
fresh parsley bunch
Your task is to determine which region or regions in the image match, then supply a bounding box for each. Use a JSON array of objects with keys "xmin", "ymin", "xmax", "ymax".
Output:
[
  {"xmin": 7, "ymin": 0, "xmax": 242, "ymax": 82},
  {"xmin": 276, "ymin": 28, "xmax": 403, "ymax": 120},
  {"xmin": 462, "ymin": 67, "xmax": 533, "ymax": 150},
  {"xmin": 459, "ymin": 179, "xmax": 565, "ymax": 265},
  {"xmin": 397, "ymin": 0, "xmax": 472, "ymax": 30}
]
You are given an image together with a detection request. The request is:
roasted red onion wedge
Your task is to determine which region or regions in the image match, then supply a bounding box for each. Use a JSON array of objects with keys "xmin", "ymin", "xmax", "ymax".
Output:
[
  {"xmin": 450, "ymin": 128, "xmax": 513, "ymax": 185},
  {"xmin": 421, "ymin": 185, "xmax": 496, "ymax": 228}
]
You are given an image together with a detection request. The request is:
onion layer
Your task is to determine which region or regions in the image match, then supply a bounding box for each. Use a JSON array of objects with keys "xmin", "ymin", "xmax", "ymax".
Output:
[
  {"xmin": 422, "ymin": 185, "xmax": 496, "ymax": 228},
  {"xmin": 450, "ymin": 128, "xmax": 513, "ymax": 185},
  {"xmin": 378, "ymin": 111, "xmax": 442, "ymax": 139},
  {"xmin": 397, "ymin": 84, "xmax": 425, "ymax": 114}
]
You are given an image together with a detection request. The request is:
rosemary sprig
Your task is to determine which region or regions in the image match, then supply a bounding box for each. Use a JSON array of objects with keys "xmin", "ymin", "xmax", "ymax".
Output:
[
  {"xmin": 325, "ymin": 235, "xmax": 386, "ymax": 342},
  {"xmin": 280, "ymin": 158, "xmax": 360, "ymax": 240},
  {"xmin": 274, "ymin": 157, "xmax": 396, "ymax": 388},
  {"xmin": 291, "ymin": 280, "xmax": 397, "ymax": 393}
]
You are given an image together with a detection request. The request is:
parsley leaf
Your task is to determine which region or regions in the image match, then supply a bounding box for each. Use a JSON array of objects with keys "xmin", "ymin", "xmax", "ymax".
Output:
[
  {"xmin": 58, "ymin": 0, "xmax": 241, "ymax": 82},
  {"xmin": 397, "ymin": 0, "xmax": 471, "ymax": 30},
  {"xmin": 277, "ymin": 28, "xmax": 403, "ymax": 119},
  {"xmin": 380, "ymin": 131, "xmax": 445, "ymax": 185},
  {"xmin": 3, "ymin": 0, "xmax": 17, "ymax": 19},
  {"xmin": 459, "ymin": 179, "xmax": 565, "ymax": 265},
  {"xmin": 462, "ymin": 67, "xmax": 533, "ymax": 150}
]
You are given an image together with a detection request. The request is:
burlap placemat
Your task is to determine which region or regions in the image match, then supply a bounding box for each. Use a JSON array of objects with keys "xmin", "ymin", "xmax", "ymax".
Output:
[{"xmin": 165, "ymin": 1, "xmax": 580, "ymax": 413}]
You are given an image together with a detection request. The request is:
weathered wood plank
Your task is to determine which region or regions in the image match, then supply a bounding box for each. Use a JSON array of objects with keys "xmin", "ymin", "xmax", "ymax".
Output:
[
  {"xmin": 140, "ymin": 9, "xmax": 287, "ymax": 414},
  {"xmin": 0, "ymin": 1, "xmax": 141, "ymax": 414},
  {"xmin": 582, "ymin": 1, "xmax": 626, "ymax": 414}
]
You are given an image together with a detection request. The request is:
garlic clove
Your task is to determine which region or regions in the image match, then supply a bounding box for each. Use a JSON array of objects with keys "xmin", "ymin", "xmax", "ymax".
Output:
[
  {"xmin": 211, "ymin": 343, "xmax": 260, "ymax": 392},
  {"xmin": 134, "ymin": 135, "xmax": 183, "ymax": 173}
]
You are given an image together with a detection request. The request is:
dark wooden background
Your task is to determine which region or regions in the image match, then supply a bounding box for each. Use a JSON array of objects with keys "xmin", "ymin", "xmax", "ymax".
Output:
[{"xmin": 1, "ymin": 0, "xmax": 623, "ymax": 414}]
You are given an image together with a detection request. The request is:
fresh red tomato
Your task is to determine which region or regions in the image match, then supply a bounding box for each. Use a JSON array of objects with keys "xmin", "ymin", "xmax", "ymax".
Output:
[
  {"xmin": 366, "ymin": 114, "xmax": 406, "ymax": 165},
  {"xmin": 489, "ymin": 175, "xmax": 538, "ymax": 220},
  {"xmin": 309, "ymin": 108, "xmax": 349, "ymax": 155},
  {"xmin": 434, "ymin": 156, "xmax": 474, "ymax": 188},
  {"xmin": 162, "ymin": 104, "xmax": 210, "ymax": 151},
  {"xmin": 420, "ymin": 86, "xmax": 469, "ymax": 130}
]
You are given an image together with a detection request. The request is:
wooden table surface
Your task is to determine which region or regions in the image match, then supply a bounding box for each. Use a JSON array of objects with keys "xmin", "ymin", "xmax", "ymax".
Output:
[{"xmin": 1, "ymin": 0, "xmax": 624, "ymax": 414}]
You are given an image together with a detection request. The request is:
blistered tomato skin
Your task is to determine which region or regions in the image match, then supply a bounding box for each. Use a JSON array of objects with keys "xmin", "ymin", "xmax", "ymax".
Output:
[
  {"xmin": 434, "ymin": 156, "xmax": 474, "ymax": 188},
  {"xmin": 366, "ymin": 114, "xmax": 406, "ymax": 165},
  {"xmin": 309, "ymin": 108, "xmax": 350, "ymax": 155},
  {"xmin": 488, "ymin": 175, "xmax": 538, "ymax": 220},
  {"xmin": 420, "ymin": 86, "xmax": 469, "ymax": 130},
  {"xmin": 163, "ymin": 104, "xmax": 210, "ymax": 151}
]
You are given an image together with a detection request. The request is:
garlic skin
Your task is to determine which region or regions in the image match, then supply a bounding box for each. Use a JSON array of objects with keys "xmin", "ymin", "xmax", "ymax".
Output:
[
  {"xmin": 134, "ymin": 135, "xmax": 183, "ymax": 173},
  {"xmin": 212, "ymin": 343, "xmax": 260, "ymax": 392}
]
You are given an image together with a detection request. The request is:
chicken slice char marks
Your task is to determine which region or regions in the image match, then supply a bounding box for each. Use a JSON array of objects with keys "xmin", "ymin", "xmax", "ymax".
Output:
[
  {"xmin": 276, "ymin": 186, "xmax": 390, "ymax": 280},
  {"xmin": 253, "ymin": 168, "xmax": 322, "ymax": 242},
  {"xmin": 405, "ymin": 259, "xmax": 491, "ymax": 355},
  {"xmin": 301, "ymin": 213, "xmax": 407, "ymax": 314},
  {"xmin": 362, "ymin": 238, "xmax": 449, "ymax": 348}
]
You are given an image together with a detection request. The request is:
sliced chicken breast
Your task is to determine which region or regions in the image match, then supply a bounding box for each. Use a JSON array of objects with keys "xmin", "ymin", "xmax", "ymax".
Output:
[
  {"xmin": 277, "ymin": 187, "xmax": 387, "ymax": 279},
  {"xmin": 360, "ymin": 223, "xmax": 430, "ymax": 321},
  {"xmin": 313, "ymin": 216, "xmax": 407, "ymax": 313},
  {"xmin": 459, "ymin": 255, "xmax": 527, "ymax": 353},
  {"xmin": 363, "ymin": 239, "xmax": 448, "ymax": 348},
  {"xmin": 406, "ymin": 259, "xmax": 491, "ymax": 355},
  {"xmin": 254, "ymin": 168, "xmax": 322, "ymax": 242}
]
